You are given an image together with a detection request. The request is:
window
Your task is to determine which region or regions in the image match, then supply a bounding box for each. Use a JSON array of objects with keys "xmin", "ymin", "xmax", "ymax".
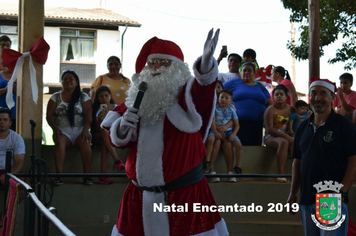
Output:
[
  {"xmin": 0, "ymin": 26, "xmax": 18, "ymax": 50},
  {"xmin": 60, "ymin": 29, "xmax": 96, "ymax": 63}
]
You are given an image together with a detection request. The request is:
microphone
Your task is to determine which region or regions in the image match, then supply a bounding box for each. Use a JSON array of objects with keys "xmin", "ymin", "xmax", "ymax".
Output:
[
  {"xmin": 133, "ymin": 82, "xmax": 148, "ymax": 110},
  {"xmin": 29, "ymin": 119, "xmax": 36, "ymax": 128}
]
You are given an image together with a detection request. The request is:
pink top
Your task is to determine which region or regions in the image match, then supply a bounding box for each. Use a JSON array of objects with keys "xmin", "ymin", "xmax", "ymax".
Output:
[{"xmin": 333, "ymin": 90, "xmax": 356, "ymax": 114}]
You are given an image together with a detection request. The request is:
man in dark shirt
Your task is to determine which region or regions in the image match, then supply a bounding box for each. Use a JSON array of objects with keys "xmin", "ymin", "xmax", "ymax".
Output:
[{"xmin": 287, "ymin": 76, "xmax": 356, "ymax": 236}]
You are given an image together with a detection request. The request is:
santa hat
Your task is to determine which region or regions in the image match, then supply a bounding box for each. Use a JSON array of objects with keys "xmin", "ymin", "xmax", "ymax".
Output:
[
  {"xmin": 135, "ymin": 36, "xmax": 184, "ymax": 74},
  {"xmin": 310, "ymin": 76, "xmax": 337, "ymax": 93}
]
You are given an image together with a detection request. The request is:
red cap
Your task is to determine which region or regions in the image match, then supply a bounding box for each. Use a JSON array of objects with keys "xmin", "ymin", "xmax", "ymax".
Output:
[{"xmin": 135, "ymin": 37, "xmax": 184, "ymax": 73}]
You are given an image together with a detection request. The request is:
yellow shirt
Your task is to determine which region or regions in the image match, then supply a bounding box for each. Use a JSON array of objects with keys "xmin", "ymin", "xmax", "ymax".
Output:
[{"xmin": 91, "ymin": 74, "xmax": 131, "ymax": 105}]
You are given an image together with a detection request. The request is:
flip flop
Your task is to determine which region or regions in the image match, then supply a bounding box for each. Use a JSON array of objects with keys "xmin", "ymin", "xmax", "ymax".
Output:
[
  {"xmin": 53, "ymin": 177, "xmax": 64, "ymax": 186},
  {"xmin": 83, "ymin": 177, "xmax": 94, "ymax": 185}
]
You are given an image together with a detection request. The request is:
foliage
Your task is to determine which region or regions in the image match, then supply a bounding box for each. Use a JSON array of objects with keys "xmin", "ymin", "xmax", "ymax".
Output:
[{"xmin": 281, "ymin": 0, "xmax": 356, "ymax": 70}]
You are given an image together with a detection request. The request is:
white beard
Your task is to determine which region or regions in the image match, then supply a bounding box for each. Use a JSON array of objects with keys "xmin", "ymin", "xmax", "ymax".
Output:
[{"xmin": 126, "ymin": 61, "xmax": 192, "ymax": 126}]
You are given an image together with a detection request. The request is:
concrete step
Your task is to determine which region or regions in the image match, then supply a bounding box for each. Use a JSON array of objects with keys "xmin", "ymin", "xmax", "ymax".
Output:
[
  {"xmin": 13, "ymin": 220, "xmax": 303, "ymax": 236},
  {"xmin": 226, "ymin": 220, "xmax": 303, "ymax": 236},
  {"xmin": 12, "ymin": 179, "xmax": 356, "ymax": 236},
  {"xmin": 37, "ymin": 145, "xmax": 292, "ymax": 177}
]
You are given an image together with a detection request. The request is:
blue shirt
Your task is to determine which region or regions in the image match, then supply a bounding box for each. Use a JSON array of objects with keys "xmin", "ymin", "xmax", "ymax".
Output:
[
  {"xmin": 290, "ymin": 113, "xmax": 308, "ymax": 133},
  {"xmin": 0, "ymin": 74, "xmax": 16, "ymax": 119},
  {"xmin": 223, "ymin": 78, "xmax": 270, "ymax": 121},
  {"xmin": 215, "ymin": 104, "xmax": 238, "ymax": 131}
]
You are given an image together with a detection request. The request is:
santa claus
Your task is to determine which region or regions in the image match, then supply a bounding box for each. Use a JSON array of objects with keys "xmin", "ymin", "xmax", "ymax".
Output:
[{"xmin": 102, "ymin": 29, "xmax": 229, "ymax": 236}]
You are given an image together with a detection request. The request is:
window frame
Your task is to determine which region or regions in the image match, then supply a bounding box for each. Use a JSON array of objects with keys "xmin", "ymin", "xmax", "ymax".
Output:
[{"xmin": 60, "ymin": 28, "xmax": 97, "ymax": 63}]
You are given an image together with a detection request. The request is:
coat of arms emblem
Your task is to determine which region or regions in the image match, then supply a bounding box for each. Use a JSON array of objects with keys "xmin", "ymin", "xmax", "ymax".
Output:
[{"xmin": 311, "ymin": 181, "xmax": 346, "ymax": 230}]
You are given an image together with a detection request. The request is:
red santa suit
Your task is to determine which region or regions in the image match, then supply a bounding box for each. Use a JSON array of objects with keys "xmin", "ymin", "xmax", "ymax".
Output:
[{"xmin": 102, "ymin": 36, "xmax": 229, "ymax": 236}]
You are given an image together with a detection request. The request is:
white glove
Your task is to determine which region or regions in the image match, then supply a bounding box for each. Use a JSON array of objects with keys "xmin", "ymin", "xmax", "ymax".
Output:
[
  {"xmin": 200, "ymin": 28, "xmax": 220, "ymax": 74},
  {"xmin": 118, "ymin": 107, "xmax": 139, "ymax": 136}
]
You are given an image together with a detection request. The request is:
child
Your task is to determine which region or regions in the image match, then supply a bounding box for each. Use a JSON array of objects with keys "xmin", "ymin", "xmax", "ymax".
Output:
[
  {"xmin": 205, "ymin": 80, "xmax": 225, "ymax": 173},
  {"xmin": 215, "ymin": 80, "xmax": 223, "ymax": 95},
  {"xmin": 91, "ymin": 86, "xmax": 125, "ymax": 184},
  {"xmin": 288, "ymin": 100, "xmax": 308, "ymax": 136},
  {"xmin": 241, "ymin": 48, "xmax": 259, "ymax": 74},
  {"xmin": 206, "ymin": 89, "xmax": 242, "ymax": 183}
]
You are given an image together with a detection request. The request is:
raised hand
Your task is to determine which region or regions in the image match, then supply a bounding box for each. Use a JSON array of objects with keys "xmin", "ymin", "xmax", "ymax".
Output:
[{"xmin": 200, "ymin": 28, "xmax": 220, "ymax": 74}]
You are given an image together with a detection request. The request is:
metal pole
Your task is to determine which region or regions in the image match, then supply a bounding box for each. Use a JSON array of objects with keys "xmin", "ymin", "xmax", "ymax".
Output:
[
  {"xmin": 3, "ymin": 150, "xmax": 12, "ymax": 213},
  {"xmin": 120, "ymin": 24, "xmax": 128, "ymax": 74},
  {"xmin": 24, "ymin": 190, "xmax": 36, "ymax": 236},
  {"xmin": 37, "ymin": 160, "xmax": 42, "ymax": 236},
  {"xmin": 30, "ymin": 120, "xmax": 36, "ymax": 189},
  {"xmin": 41, "ymin": 214, "xmax": 49, "ymax": 236}
]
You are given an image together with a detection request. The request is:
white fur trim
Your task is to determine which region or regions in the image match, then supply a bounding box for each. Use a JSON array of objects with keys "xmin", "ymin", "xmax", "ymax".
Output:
[
  {"xmin": 136, "ymin": 119, "xmax": 165, "ymax": 187},
  {"xmin": 147, "ymin": 54, "xmax": 183, "ymax": 64},
  {"xmin": 110, "ymin": 218, "xmax": 228, "ymax": 236},
  {"xmin": 310, "ymin": 80, "xmax": 335, "ymax": 93},
  {"xmin": 101, "ymin": 110, "xmax": 120, "ymax": 131},
  {"xmin": 142, "ymin": 191, "xmax": 170, "ymax": 236},
  {"xmin": 203, "ymin": 92, "xmax": 216, "ymax": 142},
  {"xmin": 111, "ymin": 225, "xmax": 122, "ymax": 236},
  {"xmin": 109, "ymin": 118, "xmax": 137, "ymax": 147},
  {"xmin": 193, "ymin": 56, "xmax": 218, "ymax": 86},
  {"xmin": 191, "ymin": 218, "xmax": 229, "ymax": 236},
  {"xmin": 166, "ymin": 78, "xmax": 202, "ymax": 133}
]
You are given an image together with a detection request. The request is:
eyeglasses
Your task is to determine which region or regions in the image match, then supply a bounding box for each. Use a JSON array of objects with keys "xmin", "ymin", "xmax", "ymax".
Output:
[{"xmin": 147, "ymin": 59, "xmax": 172, "ymax": 68}]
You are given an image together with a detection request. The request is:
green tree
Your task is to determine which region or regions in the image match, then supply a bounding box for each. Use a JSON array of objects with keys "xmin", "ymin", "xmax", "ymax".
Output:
[{"xmin": 281, "ymin": 0, "xmax": 356, "ymax": 70}]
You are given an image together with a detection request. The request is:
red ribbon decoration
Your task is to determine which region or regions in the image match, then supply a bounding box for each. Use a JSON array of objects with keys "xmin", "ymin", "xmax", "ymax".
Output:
[
  {"xmin": 0, "ymin": 37, "xmax": 50, "ymax": 108},
  {"xmin": 2, "ymin": 37, "xmax": 50, "ymax": 73}
]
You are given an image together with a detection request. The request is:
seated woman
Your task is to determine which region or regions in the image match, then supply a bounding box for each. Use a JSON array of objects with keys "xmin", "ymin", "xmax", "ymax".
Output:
[
  {"xmin": 91, "ymin": 86, "xmax": 125, "ymax": 185},
  {"xmin": 46, "ymin": 70, "xmax": 93, "ymax": 185},
  {"xmin": 263, "ymin": 84, "xmax": 294, "ymax": 183},
  {"xmin": 90, "ymin": 56, "xmax": 131, "ymax": 105},
  {"xmin": 224, "ymin": 62, "xmax": 272, "ymax": 146}
]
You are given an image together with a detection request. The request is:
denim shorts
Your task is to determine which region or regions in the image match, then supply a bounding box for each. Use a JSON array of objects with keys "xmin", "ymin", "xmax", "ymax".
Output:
[{"xmin": 208, "ymin": 129, "xmax": 240, "ymax": 142}]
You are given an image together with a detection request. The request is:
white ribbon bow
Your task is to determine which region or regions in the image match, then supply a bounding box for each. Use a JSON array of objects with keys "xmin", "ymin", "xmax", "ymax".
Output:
[{"xmin": 6, "ymin": 52, "xmax": 38, "ymax": 109}]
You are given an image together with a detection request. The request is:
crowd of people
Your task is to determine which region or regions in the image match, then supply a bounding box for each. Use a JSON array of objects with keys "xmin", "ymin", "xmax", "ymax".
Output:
[
  {"xmin": 205, "ymin": 46, "xmax": 356, "ymax": 188},
  {"xmin": 204, "ymin": 48, "xmax": 298, "ymax": 182},
  {"xmin": 1, "ymin": 33, "xmax": 355, "ymax": 187},
  {"xmin": 0, "ymin": 30, "xmax": 355, "ymax": 235}
]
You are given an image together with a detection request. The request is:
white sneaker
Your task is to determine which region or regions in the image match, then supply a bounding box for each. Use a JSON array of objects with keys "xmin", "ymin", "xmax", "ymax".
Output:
[
  {"xmin": 208, "ymin": 171, "xmax": 220, "ymax": 183},
  {"xmin": 227, "ymin": 171, "xmax": 236, "ymax": 183}
]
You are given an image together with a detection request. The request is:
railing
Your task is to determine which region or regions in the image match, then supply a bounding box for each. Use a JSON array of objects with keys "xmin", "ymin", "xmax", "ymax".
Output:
[
  {"xmin": 5, "ymin": 173, "xmax": 75, "ymax": 236},
  {"xmin": 3, "ymin": 149, "xmax": 75, "ymax": 236}
]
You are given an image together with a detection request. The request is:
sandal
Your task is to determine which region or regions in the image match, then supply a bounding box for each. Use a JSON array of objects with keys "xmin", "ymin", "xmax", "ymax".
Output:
[
  {"xmin": 277, "ymin": 177, "xmax": 288, "ymax": 183},
  {"xmin": 53, "ymin": 177, "xmax": 64, "ymax": 186},
  {"xmin": 83, "ymin": 177, "xmax": 94, "ymax": 185}
]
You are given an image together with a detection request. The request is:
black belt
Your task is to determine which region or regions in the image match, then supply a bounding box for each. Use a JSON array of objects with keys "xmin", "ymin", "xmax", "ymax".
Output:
[{"xmin": 132, "ymin": 162, "xmax": 203, "ymax": 193}]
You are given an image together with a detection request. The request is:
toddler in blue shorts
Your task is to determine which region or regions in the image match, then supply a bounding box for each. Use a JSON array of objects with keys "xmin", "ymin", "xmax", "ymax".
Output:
[{"xmin": 206, "ymin": 89, "xmax": 242, "ymax": 182}]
